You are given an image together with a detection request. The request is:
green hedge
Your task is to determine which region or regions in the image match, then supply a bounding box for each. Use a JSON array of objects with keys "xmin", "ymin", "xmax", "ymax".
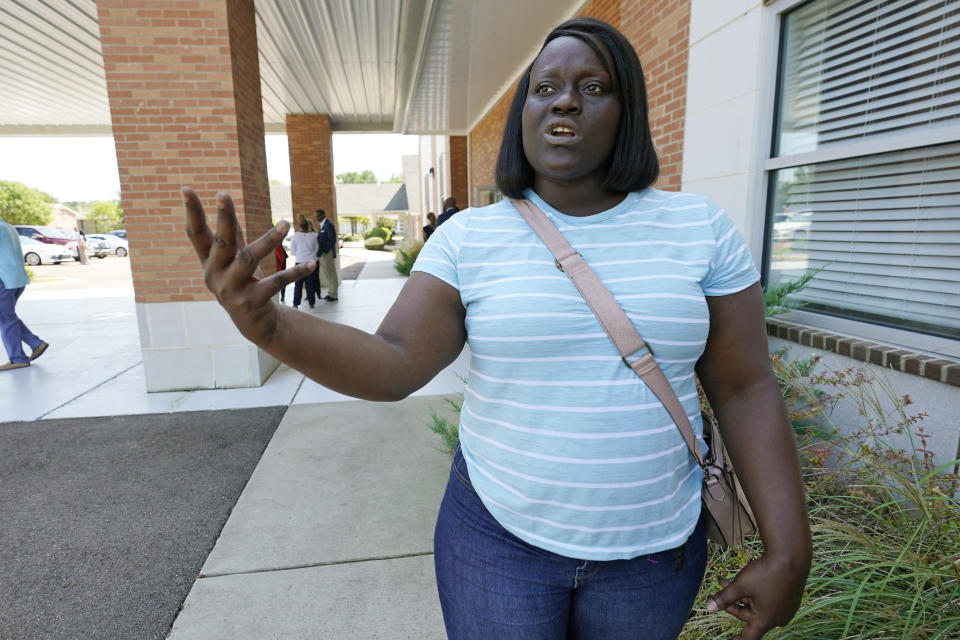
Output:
[
  {"xmin": 364, "ymin": 226, "xmax": 392, "ymax": 243},
  {"xmin": 364, "ymin": 237, "xmax": 386, "ymax": 250}
]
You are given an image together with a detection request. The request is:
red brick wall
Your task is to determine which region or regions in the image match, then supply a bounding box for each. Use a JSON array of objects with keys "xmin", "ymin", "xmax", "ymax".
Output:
[
  {"xmin": 448, "ymin": 135, "xmax": 469, "ymax": 208},
  {"xmin": 286, "ymin": 114, "xmax": 336, "ymax": 234},
  {"xmin": 616, "ymin": 0, "xmax": 690, "ymax": 191},
  {"xmin": 98, "ymin": 0, "xmax": 273, "ymax": 303},
  {"xmin": 468, "ymin": 93, "xmax": 512, "ymax": 205},
  {"xmin": 226, "ymin": 0, "xmax": 273, "ymax": 265},
  {"xmin": 467, "ymin": 0, "xmax": 690, "ymax": 198}
]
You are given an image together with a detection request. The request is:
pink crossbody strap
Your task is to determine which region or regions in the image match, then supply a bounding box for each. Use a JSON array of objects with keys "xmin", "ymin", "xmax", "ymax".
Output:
[{"xmin": 512, "ymin": 197, "xmax": 705, "ymax": 467}]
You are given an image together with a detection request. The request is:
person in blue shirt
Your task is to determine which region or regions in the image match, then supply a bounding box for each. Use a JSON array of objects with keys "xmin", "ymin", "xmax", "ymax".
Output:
[
  {"xmin": 181, "ymin": 17, "xmax": 810, "ymax": 640},
  {"xmin": 0, "ymin": 217, "xmax": 48, "ymax": 370}
]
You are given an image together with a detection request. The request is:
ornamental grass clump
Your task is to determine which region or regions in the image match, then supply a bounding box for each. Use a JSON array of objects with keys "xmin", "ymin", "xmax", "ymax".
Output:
[
  {"xmin": 394, "ymin": 237, "xmax": 424, "ymax": 276},
  {"xmin": 683, "ymin": 361, "xmax": 960, "ymax": 639}
]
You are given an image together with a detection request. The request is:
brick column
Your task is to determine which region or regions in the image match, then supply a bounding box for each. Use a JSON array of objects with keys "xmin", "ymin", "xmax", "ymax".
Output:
[
  {"xmin": 286, "ymin": 114, "xmax": 336, "ymax": 230},
  {"xmin": 448, "ymin": 135, "xmax": 468, "ymax": 210},
  {"xmin": 98, "ymin": 0, "xmax": 278, "ymax": 391}
]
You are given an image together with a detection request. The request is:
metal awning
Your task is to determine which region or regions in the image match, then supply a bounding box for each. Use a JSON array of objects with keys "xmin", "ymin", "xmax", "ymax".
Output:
[{"xmin": 0, "ymin": 0, "xmax": 584, "ymax": 135}]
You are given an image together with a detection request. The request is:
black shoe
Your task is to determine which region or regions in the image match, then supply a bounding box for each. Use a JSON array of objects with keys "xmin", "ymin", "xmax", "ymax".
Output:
[{"xmin": 324, "ymin": 295, "xmax": 338, "ymax": 302}]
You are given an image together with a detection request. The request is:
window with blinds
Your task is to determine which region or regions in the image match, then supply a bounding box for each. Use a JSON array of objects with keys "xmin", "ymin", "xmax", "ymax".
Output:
[
  {"xmin": 776, "ymin": 0, "xmax": 960, "ymax": 156},
  {"xmin": 766, "ymin": 0, "xmax": 960, "ymax": 339}
]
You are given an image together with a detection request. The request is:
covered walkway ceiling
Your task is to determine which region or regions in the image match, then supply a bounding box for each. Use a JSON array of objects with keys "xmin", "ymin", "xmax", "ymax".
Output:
[{"xmin": 0, "ymin": 0, "xmax": 584, "ymax": 135}]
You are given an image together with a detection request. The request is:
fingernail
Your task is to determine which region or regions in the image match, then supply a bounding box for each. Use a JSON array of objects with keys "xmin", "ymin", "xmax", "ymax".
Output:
[{"xmin": 707, "ymin": 599, "xmax": 717, "ymax": 612}]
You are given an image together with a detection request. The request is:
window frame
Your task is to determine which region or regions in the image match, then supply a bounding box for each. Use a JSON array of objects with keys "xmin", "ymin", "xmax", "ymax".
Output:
[{"xmin": 757, "ymin": 0, "xmax": 960, "ymax": 360}]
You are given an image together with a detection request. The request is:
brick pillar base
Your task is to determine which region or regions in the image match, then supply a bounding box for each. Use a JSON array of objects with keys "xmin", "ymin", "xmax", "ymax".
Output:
[{"xmin": 98, "ymin": 0, "xmax": 277, "ymax": 391}]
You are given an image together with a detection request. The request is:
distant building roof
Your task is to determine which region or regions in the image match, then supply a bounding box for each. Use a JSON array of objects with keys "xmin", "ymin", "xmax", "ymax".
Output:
[
  {"xmin": 336, "ymin": 183, "xmax": 407, "ymax": 216},
  {"xmin": 268, "ymin": 182, "xmax": 409, "ymax": 220},
  {"xmin": 384, "ymin": 184, "xmax": 408, "ymax": 211}
]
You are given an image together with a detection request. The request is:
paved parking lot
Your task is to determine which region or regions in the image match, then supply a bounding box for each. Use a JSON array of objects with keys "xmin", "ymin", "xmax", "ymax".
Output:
[
  {"xmin": 25, "ymin": 247, "xmax": 374, "ymax": 292},
  {"xmin": 28, "ymin": 253, "xmax": 134, "ymax": 291}
]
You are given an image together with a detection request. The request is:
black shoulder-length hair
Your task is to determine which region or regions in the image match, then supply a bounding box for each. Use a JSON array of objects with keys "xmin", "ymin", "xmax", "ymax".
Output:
[{"xmin": 495, "ymin": 17, "xmax": 659, "ymax": 198}]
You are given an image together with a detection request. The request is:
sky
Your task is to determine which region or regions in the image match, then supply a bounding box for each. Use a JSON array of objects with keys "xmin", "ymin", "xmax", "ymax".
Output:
[{"xmin": 0, "ymin": 133, "xmax": 420, "ymax": 203}]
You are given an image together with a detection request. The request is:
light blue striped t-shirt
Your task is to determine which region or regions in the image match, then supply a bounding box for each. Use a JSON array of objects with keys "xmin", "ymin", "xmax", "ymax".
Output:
[{"xmin": 412, "ymin": 187, "xmax": 760, "ymax": 561}]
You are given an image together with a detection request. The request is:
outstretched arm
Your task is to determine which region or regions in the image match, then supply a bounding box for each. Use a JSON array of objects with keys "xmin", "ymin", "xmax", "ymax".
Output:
[
  {"xmin": 695, "ymin": 282, "xmax": 811, "ymax": 640},
  {"xmin": 184, "ymin": 188, "xmax": 466, "ymax": 401}
]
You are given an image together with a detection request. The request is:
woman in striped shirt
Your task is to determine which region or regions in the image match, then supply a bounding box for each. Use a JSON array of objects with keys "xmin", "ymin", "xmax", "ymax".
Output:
[{"xmin": 183, "ymin": 17, "xmax": 810, "ymax": 640}]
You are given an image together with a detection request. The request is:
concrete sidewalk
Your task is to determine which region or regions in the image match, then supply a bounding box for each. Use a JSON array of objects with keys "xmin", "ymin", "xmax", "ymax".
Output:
[{"xmin": 2, "ymin": 258, "xmax": 462, "ymax": 638}]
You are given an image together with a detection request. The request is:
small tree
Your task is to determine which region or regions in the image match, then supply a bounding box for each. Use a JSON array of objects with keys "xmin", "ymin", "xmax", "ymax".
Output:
[
  {"xmin": 85, "ymin": 200, "xmax": 124, "ymax": 232},
  {"xmin": 0, "ymin": 180, "xmax": 54, "ymax": 225},
  {"xmin": 336, "ymin": 170, "xmax": 377, "ymax": 184}
]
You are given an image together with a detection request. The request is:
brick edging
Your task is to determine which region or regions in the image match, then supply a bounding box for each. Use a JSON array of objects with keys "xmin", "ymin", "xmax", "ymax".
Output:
[{"xmin": 766, "ymin": 318, "xmax": 960, "ymax": 388}]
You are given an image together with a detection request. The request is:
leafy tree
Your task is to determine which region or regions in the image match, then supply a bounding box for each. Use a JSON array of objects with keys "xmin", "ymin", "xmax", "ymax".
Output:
[
  {"xmin": 336, "ymin": 170, "xmax": 377, "ymax": 184},
  {"xmin": 0, "ymin": 180, "xmax": 54, "ymax": 225},
  {"xmin": 383, "ymin": 173, "xmax": 403, "ymax": 183},
  {"xmin": 85, "ymin": 200, "xmax": 124, "ymax": 232}
]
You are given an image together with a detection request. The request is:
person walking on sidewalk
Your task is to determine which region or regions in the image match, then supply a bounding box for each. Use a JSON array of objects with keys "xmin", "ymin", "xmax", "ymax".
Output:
[
  {"xmin": 0, "ymin": 216, "xmax": 48, "ymax": 371},
  {"xmin": 182, "ymin": 17, "xmax": 809, "ymax": 640},
  {"xmin": 288, "ymin": 217, "xmax": 318, "ymax": 309},
  {"xmin": 315, "ymin": 208, "xmax": 338, "ymax": 301}
]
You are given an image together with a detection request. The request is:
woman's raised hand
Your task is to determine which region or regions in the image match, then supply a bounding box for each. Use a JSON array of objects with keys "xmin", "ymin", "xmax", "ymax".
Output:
[{"xmin": 182, "ymin": 186, "xmax": 312, "ymax": 345}]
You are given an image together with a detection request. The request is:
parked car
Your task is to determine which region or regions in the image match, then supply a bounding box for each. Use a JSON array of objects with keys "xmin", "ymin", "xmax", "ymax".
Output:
[
  {"xmin": 87, "ymin": 233, "xmax": 129, "ymax": 257},
  {"xmin": 84, "ymin": 237, "xmax": 110, "ymax": 259},
  {"xmin": 106, "ymin": 229, "xmax": 127, "ymax": 240},
  {"xmin": 772, "ymin": 210, "xmax": 812, "ymax": 242},
  {"xmin": 20, "ymin": 236, "xmax": 73, "ymax": 265},
  {"xmin": 14, "ymin": 225, "xmax": 77, "ymax": 250}
]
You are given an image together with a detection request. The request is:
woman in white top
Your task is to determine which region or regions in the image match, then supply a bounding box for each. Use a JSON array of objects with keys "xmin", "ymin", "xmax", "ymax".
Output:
[{"xmin": 288, "ymin": 217, "xmax": 318, "ymax": 309}]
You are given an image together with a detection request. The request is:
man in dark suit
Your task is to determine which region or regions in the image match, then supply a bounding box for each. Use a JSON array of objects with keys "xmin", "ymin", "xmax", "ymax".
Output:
[
  {"xmin": 315, "ymin": 208, "xmax": 339, "ymax": 301},
  {"xmin": 435, "ymin": 197, "xmax": 459, "ymax": 226}
]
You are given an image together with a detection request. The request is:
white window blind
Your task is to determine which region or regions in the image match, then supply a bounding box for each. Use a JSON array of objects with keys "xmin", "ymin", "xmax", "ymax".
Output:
[
  {"xmin": 768, "ymin": 142, "xmax": 960, "ymax": 337},
  {"xmin": 767, "ymin": 0, "xmax": 960, "ymax": 339},
  {"xmin": 777, "ymin": 0, "xmax": 960, "ymax": 156}
]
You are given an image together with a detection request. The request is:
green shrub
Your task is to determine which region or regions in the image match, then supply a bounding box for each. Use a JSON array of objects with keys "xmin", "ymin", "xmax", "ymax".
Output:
[
  {"xmin": 364, "ymin": 226, "xmax": 392, "ymax": 243},
  {"xmin": 375, "ymin": 216, "xmax": 396, "ymax": 231},
  {"xmin": 684, "ymin": 362, "xmax": 960, "ymax": 639},
  {"xmin": 25, "ymin": 266, "xmax": 35, "ymax": 282},
  {"xmin": 347, "ymin": 233, "xmax": 362, "ymax": 242},
  {"xmin": 364, "ymin": 237, "xmax": 385, "ymax": 250},
  {"xmin": 393, "ymin": 237, "xmax": 424, "ymax": 276}
]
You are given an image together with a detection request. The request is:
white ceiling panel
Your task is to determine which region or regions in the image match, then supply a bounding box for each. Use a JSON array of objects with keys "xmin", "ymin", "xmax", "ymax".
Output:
[
  {"xmin": 0, "ymin": 0, "xmax": 584, "ymax": 135},
  {"xmin": 399, "ymin": 0, "xmax": 586, "ymax": 134}
]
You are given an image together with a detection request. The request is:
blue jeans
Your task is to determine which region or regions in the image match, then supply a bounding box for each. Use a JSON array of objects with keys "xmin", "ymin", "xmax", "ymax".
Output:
[
  {"xmin": 434, "ymin": 447, "xmax": 707, "ymax": 640},
  {"xmin": 0, "ymin": 285, "xmax": 42, "ymax": 364}
]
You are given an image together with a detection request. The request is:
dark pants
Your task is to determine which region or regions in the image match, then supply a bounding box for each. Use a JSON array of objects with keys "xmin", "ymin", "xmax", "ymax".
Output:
[
  {"xmin": 433, "ymin": 447, "xmax": 707, "ymax": 639},
  {"xmin": 292, "ymin": 263, "xmax": 316, "ymax": 307}
]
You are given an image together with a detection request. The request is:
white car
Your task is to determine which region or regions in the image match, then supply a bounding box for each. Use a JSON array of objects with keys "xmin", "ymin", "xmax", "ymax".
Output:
[
  {"xmin": 772, "ymin": 210, "xmax": 812, "ymax": 242},
  {"xmin": 21, "ymin": 236, "xmax": 73, "ymax": 265},
  {"xmin": 87, "ymin": 233, "xmax": 129, "ymax": 257}
]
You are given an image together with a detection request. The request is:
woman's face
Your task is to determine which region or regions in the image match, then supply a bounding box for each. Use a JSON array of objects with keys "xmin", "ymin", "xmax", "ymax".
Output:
[{"xmin": 521, "ymin": 36, "xmax": 621, "ymax": 187}]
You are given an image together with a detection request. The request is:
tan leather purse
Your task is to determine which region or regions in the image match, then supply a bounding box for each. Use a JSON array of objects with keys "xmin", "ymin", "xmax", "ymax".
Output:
[{"xmin": 512, "ymin": 198, "xmax": 758, "ymax": 549}]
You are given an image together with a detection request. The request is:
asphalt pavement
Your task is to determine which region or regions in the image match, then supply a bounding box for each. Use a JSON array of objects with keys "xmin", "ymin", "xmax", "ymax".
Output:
[{"xmin": 0, "ymin": 407, "xmax": 285, "ymax": 640}]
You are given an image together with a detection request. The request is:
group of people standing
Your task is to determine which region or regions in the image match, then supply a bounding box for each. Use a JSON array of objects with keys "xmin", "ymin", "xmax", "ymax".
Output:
[
  {"xmin": 422, "ymin": 196, "xmax": 459, "ymax": 241},
  {"xmin": 275, "ymin": 207, "xmax": 339, "ymax": 308}
]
